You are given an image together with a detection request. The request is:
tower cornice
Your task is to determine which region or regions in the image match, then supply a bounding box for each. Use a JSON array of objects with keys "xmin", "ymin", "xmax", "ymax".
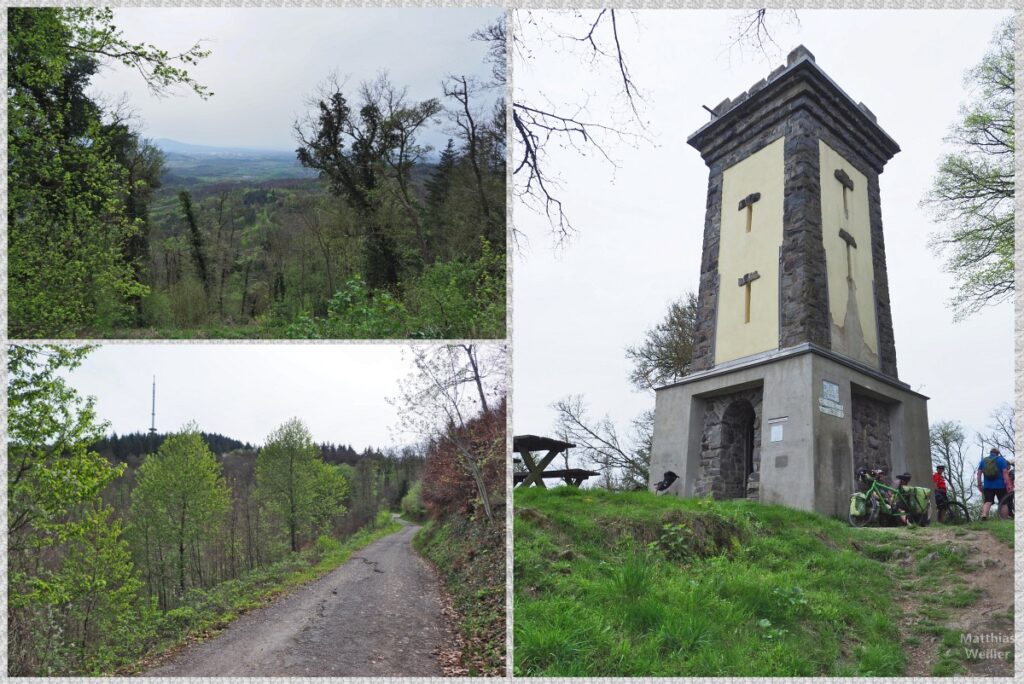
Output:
[{"xmin": 687, "ymin": 47, "xmax": 900, "ymax": 174}]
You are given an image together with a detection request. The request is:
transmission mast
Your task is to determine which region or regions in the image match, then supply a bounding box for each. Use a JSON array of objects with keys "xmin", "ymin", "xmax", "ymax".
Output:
[{"xmin": 148, "ymin": 376, "xmax": 157, "ymax": 435}]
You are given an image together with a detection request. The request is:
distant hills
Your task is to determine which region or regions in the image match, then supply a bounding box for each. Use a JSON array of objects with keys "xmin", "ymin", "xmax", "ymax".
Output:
[
  {"xmin": 152, "ymin": 138, "xmax": 319, "ymax": 185},
  {"xmin": 153, "ymin": 138, "xmax": 442, "ymax": 163},
  {"xmin": 152, "ymin": 138, "xmax": 440, "ymax": 188},
  {"xmin": 152, "ymin": 138, "xmax": 297, "ymax": 158}
]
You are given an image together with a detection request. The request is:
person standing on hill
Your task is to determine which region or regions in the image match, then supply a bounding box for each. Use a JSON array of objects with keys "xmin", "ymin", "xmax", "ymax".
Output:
[
  {"xmin": 977, "ymin": 448, "xmax": 1013, "ymax": 520},
  {"xmin": 932, "ymin": 465, "xmax": 949, "ymax": 523}
]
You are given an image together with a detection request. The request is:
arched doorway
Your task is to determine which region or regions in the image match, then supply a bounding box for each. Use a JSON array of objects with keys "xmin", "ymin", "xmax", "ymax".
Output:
[
  {"xmin": 694, "ymin": 388, "xmax": 763, "ymax": 501},
  {"xmin": 718, "ymin": 400, "xmax": 756, "ymax": 499}
]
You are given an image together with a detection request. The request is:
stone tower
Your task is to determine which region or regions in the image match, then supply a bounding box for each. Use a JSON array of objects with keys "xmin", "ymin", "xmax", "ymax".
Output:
[{"xmin": 649, "ymin": 46, "xmax": 930, "ymax": 518}]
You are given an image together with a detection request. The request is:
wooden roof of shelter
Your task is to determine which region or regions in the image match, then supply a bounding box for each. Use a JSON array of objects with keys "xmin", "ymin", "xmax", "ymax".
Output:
[{"xmin": 513, "ymin": 434, "xmax": 575, "ymax": 452}]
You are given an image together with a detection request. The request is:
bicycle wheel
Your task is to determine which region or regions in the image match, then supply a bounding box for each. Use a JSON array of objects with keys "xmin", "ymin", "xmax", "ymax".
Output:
[
  {"xmin": 849, "ymin": 505, "xmax": 871, "ymax": 527},
  {"xmin": 945, "ymin": 501, "xmax": 970, "ymax": 525},
  {"xmin": 849, "ymin": 494, "xmax": 877, "ymax": 527}
]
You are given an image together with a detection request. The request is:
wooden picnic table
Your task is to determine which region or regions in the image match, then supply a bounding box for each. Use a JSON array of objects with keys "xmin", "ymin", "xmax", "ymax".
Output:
[{"xmin": 513, "ymin": 434, "xmax": 599, "ymax": 488}]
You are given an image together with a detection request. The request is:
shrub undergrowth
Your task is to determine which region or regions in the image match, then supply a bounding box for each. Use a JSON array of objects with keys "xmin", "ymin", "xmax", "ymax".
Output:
[
  {"xmin": 414, "ymin": 513, "xmax": 505, "ymax": 676},
  {"xmin": 283, "ymin": 239, "xmax": 504, "ymax": 339}
]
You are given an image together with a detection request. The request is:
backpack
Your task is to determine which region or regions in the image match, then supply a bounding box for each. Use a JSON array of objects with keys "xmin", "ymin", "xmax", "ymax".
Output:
[{"xmin": 983, "ymin": 456, "xmax": 1001, "ymax": 479}]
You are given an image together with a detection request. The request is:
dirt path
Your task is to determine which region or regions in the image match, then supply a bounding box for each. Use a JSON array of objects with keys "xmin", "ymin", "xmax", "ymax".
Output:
[
  {"xmin": 888, "ymin": 524, "xmax": 1014, "ymax": 677},
  {"xmin": 145, "ymin": 520, "xmax": 454, "ymax": 676}
]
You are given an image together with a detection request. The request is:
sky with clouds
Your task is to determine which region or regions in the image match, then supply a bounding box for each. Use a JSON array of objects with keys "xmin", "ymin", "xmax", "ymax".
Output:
[
  {"xmin": 512, "ymin": 9, "xmax": 1014, "ymax": 459},
  {"xmin": 89, "ymin": 7, "xmax": 502, "ymax": 151}
]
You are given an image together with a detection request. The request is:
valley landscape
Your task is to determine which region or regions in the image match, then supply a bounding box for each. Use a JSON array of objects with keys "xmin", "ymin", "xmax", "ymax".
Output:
[{"xmin": 8, "ymin": 7, "xmax": 506, "ymax": 339}]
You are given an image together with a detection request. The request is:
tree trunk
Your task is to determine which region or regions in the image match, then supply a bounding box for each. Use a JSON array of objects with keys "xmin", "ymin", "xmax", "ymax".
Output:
[
  {"xmin": 178, "ymin": 502, "xmax": 187, "ymax": 595},
  {"xmin": 240, "ymin": 261, "xmax": 251, "ymax": 318}
]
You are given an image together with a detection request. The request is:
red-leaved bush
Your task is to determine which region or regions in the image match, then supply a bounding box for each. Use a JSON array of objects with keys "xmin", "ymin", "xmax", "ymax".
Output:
[{"xmin": 421, "ymin": 399, "xmax": 506, "ymax": 520}]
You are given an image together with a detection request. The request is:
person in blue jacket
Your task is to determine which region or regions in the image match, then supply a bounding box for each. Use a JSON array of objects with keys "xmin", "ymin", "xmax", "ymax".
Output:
[{"xmin": 976, "ymin": 447, "xmax": 1013, "ymax": 520}]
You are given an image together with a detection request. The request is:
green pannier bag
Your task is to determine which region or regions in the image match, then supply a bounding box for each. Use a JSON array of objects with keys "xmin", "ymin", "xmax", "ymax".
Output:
[
  {"xmin": 906, "ymin": 486, "xmax": 930, "ymax": 513},
  {"xmin": 850, "ymin": 492, "xmax": 867, "ymax": 517}
]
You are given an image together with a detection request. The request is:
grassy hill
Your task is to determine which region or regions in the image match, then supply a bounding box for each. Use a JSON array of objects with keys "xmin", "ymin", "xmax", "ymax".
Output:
[{"xmin": 514, "ymin": 487, "xmax": 1013, "ymax": 677}]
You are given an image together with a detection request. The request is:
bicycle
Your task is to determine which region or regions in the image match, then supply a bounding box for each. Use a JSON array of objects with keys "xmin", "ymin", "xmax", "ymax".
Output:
[
  {"xmin": 935, "ymin": 490, "xmax": 970, "ymax": 524},
  {"xmin": 849, "ymin": 468, "xmax": 931, "ymax": 527}
]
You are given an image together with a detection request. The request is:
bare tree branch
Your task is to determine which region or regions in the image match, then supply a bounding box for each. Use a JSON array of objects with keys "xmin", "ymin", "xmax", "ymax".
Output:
[
  {"xmin": 723, "ymin": 9, "xmax": 800, "ymax": 63},
  {"xmin": 553, "ymin": 395, "xmax": 649, "ymax": 489},
  {"xmin": 511, "ymin": 10, "xmax": 648, "ymax": 248}
]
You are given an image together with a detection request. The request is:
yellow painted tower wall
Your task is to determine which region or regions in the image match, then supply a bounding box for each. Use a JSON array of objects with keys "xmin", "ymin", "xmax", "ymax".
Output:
[
  {"xmin": 818, "ymin": 140, "xmax": 879, "ymax": 368},
  {"xmin": 714, "ymin": 137, "xmax": 785, "ymax": 365}
]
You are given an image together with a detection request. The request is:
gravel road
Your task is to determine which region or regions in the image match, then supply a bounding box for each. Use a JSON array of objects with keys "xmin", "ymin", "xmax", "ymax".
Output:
[{"xmin": 145, "ymin": 520, "xmax": 453, "ymax": 676}]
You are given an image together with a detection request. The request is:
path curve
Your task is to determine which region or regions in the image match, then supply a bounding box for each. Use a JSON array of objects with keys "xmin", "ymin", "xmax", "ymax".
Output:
[{"xmin": 145, "ymin": 520, "xmax": 453, "ymax": 676}]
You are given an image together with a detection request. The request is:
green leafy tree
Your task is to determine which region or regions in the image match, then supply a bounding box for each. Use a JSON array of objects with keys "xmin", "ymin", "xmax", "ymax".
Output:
[
  {"xmin": 59, "ymin": 506, "xmax": 150, "ymax": 673},
  {"xmin": 129, "ymin": 427, "xmax": 230, "ymax": 607},
  {"xmin": 924, "ymin": 18, "xmax": 1014, "ymax": 319},
  {"xmin": 105, "ymin": 123, "xmax": 166, "ymax": 320},
  {"xmin": 7, "ymin": 7, "xmax": 210, "ymax": 336},
  {"xmin": 7, "ymin": 344, "xmax": 144, "ymax": 674},
  {"xmin": 257, "ymin": 418, "xmax": 349, "ymax": 552},
  {"xmin": 295, "ymin": 73, "xmax": 441, "ymax": 288},
  {"xmin": 625, "ymin": 292, "xmax": 698, "ymax": 390},
  {"xmin": 309, "ymin": 460, "xmax": 351, "ymax": 537}
]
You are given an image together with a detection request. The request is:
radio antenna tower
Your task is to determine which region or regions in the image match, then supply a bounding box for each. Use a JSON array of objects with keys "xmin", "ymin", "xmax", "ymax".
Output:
[{"xmin": 149, "ymin": 376, "xmax": 157, "ymax": 435}]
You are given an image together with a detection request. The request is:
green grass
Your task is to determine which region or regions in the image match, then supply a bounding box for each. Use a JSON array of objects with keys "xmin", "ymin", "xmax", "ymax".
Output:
[
  {"xmin": 964, "ymin": 518, "xmax": 1015, "ymax": 548},
  {"xmin": 931, "ymin": 628, "xmax": 971, "ymax": 676},
  {"xmin": 514, "ymin": 487, "xmax": 909, "ymax": 677},
  {"xmin": 120, "ymin": 513, "xmax": 401, "ymax": 674},
  {"xmin": 413, "ymin": 514, "xmax": 505, "ymax": 676}
]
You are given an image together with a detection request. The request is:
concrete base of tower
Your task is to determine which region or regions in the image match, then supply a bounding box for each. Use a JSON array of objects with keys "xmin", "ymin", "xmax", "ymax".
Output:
[{"xmin": 650, "ymin": 343, "xmax": 930, "ymax": 519}]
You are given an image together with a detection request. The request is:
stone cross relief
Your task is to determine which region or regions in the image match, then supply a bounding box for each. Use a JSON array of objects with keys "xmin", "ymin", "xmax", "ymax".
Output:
[
  {"xmin": 736, "ymin": 193, "xmax": 762, "ymax": 323},
  {"xmin": 738, "ymin": 192, "xmax": 761, "ymax": 233},
  {"xmin": 834, "ymin": 169, "xmax": 857, "ymax": 280},
  {"xmin": 839, "ymin": 228, "xmax": 857, "ymax": 280},
  {"xmin": 834, "ymin": 168, "xmax": 854, "ymax": 219},
  {"xmin": 738, "ymin": 271, "xmax": 760, "ymax": 323}
]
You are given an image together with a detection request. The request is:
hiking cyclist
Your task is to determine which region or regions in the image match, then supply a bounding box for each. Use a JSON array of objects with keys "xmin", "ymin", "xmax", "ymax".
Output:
[
  {"xmin": 932, "ymin": 464, "xmax": 949, "ymax": 523},
  {"xmin": 977, "ymin": 447, "xmax": 1013, "ymax": 520}
]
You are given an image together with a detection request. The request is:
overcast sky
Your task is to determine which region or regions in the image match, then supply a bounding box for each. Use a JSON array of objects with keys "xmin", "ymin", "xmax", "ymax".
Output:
[
  {"xmin": 63, "ymin": 344, "xmax": 459, "ymax": 449},
  {"xmin": 90, "ymin": 7, "xmax": 502, "ymax": 151},
  {"xmin": 513, "ymin": 10, "xmax": 1014, "ymax": 457}
]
